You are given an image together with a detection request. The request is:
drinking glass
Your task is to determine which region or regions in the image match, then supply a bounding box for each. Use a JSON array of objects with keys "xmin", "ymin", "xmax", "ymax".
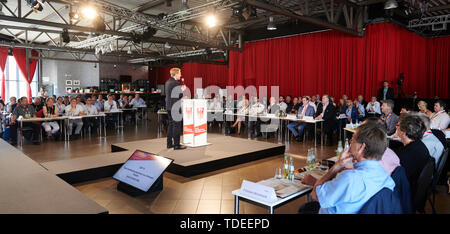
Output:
[{"xmin": 275, "ymin": 167, "xmax": 282, "ymax": 179}]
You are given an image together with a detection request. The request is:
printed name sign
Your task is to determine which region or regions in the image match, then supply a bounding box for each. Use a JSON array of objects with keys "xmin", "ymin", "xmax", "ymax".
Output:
[{"xmin": 239, "ymin": 180, "xmax": 277, "ymax": 203}]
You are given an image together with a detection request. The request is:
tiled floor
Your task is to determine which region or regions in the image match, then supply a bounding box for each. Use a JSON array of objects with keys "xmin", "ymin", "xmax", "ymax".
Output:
[{"xmin": 20, "ymin": 113, "xmax": 450, "ymax": 214}]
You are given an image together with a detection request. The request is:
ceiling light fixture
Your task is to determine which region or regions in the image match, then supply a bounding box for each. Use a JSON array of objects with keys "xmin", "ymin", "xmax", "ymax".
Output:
[
  {"xmin": 384, "ymin": 0, "xmax": 398, "ymax": 10},
  {"xmin": 81, "ymin": 5, "xmax": 98, "ymax": 20},
  {"xmin": 206, "ymin": 14, "xmax": 217, "ymax": 28}
]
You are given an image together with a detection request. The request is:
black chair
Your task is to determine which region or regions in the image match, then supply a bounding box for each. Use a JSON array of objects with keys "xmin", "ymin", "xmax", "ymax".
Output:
[
  {"xmin": 413, "ymin": 157, "xmax": 435, "ymax": 213},
  {"xmin": 429, "ymin": 148, "xmax": 449, "ymax": 214}
]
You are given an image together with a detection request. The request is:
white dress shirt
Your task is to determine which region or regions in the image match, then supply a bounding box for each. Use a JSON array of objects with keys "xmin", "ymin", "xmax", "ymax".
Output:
[
  {"xmin": 430, "ymin": 111, "xmax": 450, "ymax": 130},
  {"xmin": 279, "ymin": 102, "xmax": 287, "ymax": 112},
  {"xmin": 366, "ymin": 101, "xmax": 381, "ymax": 115},
  {"xmin": 84, "ymin": 104, "xmax": 99, "ymax": 115},
  {"xmin": 422, "ymin": 130, "xmax": 444, "ymax": 166},
  {"xmin": 104, "ymin": 100, "xmax": 119, "ymax": 112},
  {"xmin": 249, "ymin": 103, "xmax": 264, "ymax": 115},
  {"xmin": 64, "ymin": 104, "xmax": 84, "ymax": 116}
]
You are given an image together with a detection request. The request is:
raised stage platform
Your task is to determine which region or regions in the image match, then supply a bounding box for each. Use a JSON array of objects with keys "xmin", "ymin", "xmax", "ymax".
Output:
[
  {"xmin": 111, "ymin": 134, "xmax": 285, "ymax": 177},
  {"xmin": 41, "ymin": 135, "xmax": 285, "ymax": 184}
]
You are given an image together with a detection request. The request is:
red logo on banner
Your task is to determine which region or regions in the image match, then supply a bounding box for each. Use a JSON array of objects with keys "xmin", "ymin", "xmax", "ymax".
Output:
[
  {"xmin": 184, "ymin": 124, "xmax": 194, "ymax": 135},
  {"xmin": 129, "ymin": 151, "xmax": 156, "ymax": 161},
  {"xmin": 185, "ymin": 107, "xmax": 193, "ymax": 120},
  {"xmin": 194, "ymin": 123, "xmax": 207, "ymax": 136},
  {"xmin": 197, "ymin": 107, "xmax": 205, "ymax": 119}
]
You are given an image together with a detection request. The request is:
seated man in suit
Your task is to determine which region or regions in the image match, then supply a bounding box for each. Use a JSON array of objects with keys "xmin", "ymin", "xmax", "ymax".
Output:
[
  {"xmin": 288, "ymin": 96, "xmax": 315, "ymax": 142},
  {"xmin": 300, "ymin": 123, "xmax": 395, "ymax": 214},
  {"xmin": 248, "ymin": 96, "xmax": 265, "ymax": 138},
  {"xmin": 315, "ymin": 94, "xmax": 337, "ymax": 145},
  {"xmin": 380, "ymin": 99, "xmax": 399, "ymax": 136}
]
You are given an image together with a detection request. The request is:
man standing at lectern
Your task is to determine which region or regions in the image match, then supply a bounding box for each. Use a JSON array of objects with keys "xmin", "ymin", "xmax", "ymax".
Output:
[{"xmin": 165, "ymin": 68, "xmax": 187, "ymax": 150}]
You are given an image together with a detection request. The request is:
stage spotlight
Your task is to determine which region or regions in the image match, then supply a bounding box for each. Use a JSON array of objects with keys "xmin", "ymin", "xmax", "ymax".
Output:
[
  {"xmin": 142, "ymin": 27, "xmax": 157, "ymax": 40},
  {"xmin": 164, "ymin": 42, "xmax": 171, "ymax": 49},
  {"xmin": 182, "ymin": 0, "xmax": 189, "ymax": 10},
  {"xmin": 69, "ymin": 11, "xmax": 79, "ymax": 22},
  {"xmin": 8, "ymin": 47, "xmax": 12, "ymax": 56},
  {"xmin": 93, "ymin": 18, "xmax": 106, "ymax": 31},
  {"xmin": 61, "ymin": 28, "xmax": 70, "ymax": 43},
  {"xmin": 267, "ymin": 16, "xmax": 276, "ymax": 30},
  {"xmin": 205, "ymin": 14, "xmax": 217, "ymax": 28},
  {"xmin": 131, "ymin": 31, "xmax": 142, "ymax": 43},
  {"xmin": 127, "ymin": 46, "xmax": 132, "ymax": 54},
  {"xmin": 81, "ymin": 5, "xmax": 98, "ymax": 20},
  {"xmin": 29, "ymin": 0, "xmax": 43, "ymax": 13}
]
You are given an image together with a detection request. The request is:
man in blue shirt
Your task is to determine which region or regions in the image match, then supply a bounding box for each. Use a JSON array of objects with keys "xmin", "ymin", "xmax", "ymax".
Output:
[
  {"xmin": 354, "ymin": 99, "xmax": 366, "ymax": 121},
  {"xmin": 130, "ymin": 94, "xmax": 146, "ymax": 107},
  {"xmin": 301, "ymin": 123, "xmax": 395, "ymax": 214}
]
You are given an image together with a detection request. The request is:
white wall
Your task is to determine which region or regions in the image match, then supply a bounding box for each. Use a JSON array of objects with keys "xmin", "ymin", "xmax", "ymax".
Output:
[{"xmin": 41, "ymin": 53, "xmax": 100, "ymax": 96}]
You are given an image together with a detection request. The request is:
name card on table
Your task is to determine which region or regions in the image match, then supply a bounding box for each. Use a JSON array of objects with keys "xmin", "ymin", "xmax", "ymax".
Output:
[
  {"xmin": 239, "ymin": 180, "xmax": 277, "ymax": 203},
  {"xmin": 286, "ymin": 114, "xmax": 297, "ymax": 120},
  {"xmin": 302, "ymin": 116, "xmax": 314, "ymax": 121}
]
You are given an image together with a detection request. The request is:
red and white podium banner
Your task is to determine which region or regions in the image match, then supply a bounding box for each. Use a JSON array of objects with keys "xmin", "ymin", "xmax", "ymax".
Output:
[{"xmin": 183, "ymin": 99, "xmax": 208, "ymax": 147}]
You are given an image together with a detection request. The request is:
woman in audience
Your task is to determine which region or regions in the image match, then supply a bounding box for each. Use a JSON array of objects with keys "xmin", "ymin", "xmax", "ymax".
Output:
[
  {"xmin": 395, "ymin": 113, "xmax": 432, "ymax": 195},
  {"xmin": 336, "ymin": 98, "xmax": 345, "ymax": 116},
  {"xmin": 42, "ymin": 98, "xmax": 60, "ymax": 140},
  {"xmin": 6, "ymin": 96, "xmax": 17, "ymax": 113},
  {"xmin": 417, "ymin": 100, "xmax": 432, "ymax": 117},
  {"xmin": 55, "ymin": 97, "xmax": 65, "ymax": 116},
  {"xmin": 231, "ymin": 99, "xmax": 249, "ymax": 135},
  {"xmin": 209, "ymin": 96, "xmax": 223, "ymax": 128}
]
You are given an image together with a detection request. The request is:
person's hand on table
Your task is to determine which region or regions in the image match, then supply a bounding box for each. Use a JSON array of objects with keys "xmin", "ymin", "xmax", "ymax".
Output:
[
  {"xmin": 314, "ymin": 114, "xmax": 322, "ymax": 120},
  {"xmin": 301, "ymin": 174, "xmax": 317, "ymax": 186}
]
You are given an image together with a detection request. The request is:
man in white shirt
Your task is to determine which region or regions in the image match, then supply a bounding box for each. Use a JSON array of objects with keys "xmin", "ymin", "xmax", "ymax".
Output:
[
  {"xmin": 366, "ymin": 96, "xmax": 381, "ymax": 116},
  {"xmin": 416, "ymin": 113, "xmax": 445, "ymax": 166},
  {"xmin": 65, "ymin": 98, "xmax": 84, "ymax": 139},
  {"xmin": 104, "ymin": 95, "xmax": 119, "ymax": 128},
  {"xmin": 104, "ymin": 95, "xmax": 119, "ymax": 112},
  {"xmin": 83, "ymin": 97, "xmax": 100, "ymax": 135},
  {"xmin": 430, "ymin": 100, "xmax": 450, "ymax": 130}
]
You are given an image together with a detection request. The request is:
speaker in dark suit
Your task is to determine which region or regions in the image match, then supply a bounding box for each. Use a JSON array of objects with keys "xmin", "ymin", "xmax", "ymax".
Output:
[
  {"xmin": 378, "ymin": 81, "xmax": 395, "ymax": 101},
  {"xmin": 165, "ymin": 68, "xmax": 186, "ymax": 150}
]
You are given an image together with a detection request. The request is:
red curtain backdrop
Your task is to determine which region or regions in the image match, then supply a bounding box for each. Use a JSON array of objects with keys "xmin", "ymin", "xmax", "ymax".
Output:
[
  {"xmin": 13, "ymin": 48, "xmax": 39, "ymax": 102},
  {"xmin": 0, "ymin": 48, "xmax": 8, "ymax": 101},
  {"xmin": 154, "ymin": 23, "xmax": 449, "ymax": 100},
  {"xmin": 154, "ymin": 62, "xmax": 229, "ymax": 96},
  {"xmin": 228, "ymin": 22, "xmax": 449, "ymax": 100}
]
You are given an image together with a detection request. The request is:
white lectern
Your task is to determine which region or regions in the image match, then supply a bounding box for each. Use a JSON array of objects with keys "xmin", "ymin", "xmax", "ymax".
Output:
[{"xmin": 182, "ymin": 99, "xmax": 208, "ymax": 147}]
